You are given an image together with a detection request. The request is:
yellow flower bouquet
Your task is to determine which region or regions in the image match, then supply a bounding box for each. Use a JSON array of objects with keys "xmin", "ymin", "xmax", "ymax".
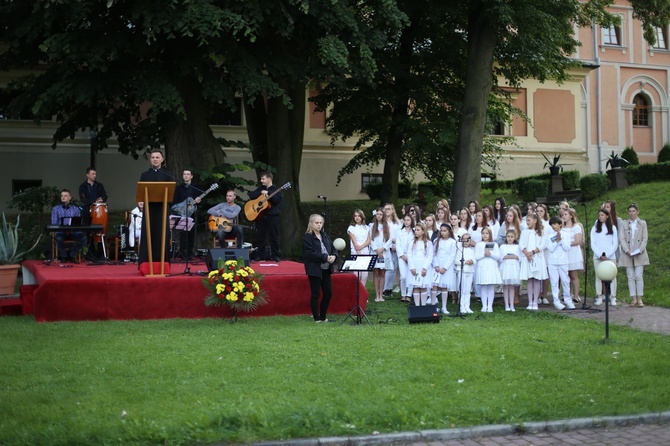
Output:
[{"xmin": 203, "ymin": 257, "xmax": 268, "ymax": 313}]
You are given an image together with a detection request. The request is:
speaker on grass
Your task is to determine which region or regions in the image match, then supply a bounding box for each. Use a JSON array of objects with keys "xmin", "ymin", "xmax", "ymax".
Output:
[
  {"xmin": 207, "ymin": 248, "xmax": 250, "ymax": 270},
  {"xmin": 407, "ymin": 305, "xmax": 440, "ymax": 324}
]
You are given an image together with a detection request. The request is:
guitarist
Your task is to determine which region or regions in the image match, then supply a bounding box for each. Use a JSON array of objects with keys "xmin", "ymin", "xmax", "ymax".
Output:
[
  {"xmin": 248, "ymin": 171, "xmax": 283, "ymax": 261},
  {"xmin": 172, "ymin": 169, "xmax": 202, "ymax": 260},
  {"xmin": 207, "ymin": 190, "xmax": 243, "ymax": 249}
]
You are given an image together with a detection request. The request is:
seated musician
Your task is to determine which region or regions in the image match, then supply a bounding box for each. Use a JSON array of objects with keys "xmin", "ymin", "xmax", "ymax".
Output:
[
  {"xmin": 207, "ymin": 190, "xmax": 243, "ymax": 248},
  {"xmin": 50, "ymin": 189, "xmax": 86, "ymax": 263},
  {"xmin": 128, "ymin": 202, "xmax": 144, "ymax": 250}
]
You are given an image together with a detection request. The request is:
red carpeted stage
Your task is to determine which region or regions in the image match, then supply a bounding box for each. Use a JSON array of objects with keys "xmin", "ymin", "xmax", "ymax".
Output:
[{"xmin": 19, "ymin": 260, "xmax": 368, "ymax": 322}]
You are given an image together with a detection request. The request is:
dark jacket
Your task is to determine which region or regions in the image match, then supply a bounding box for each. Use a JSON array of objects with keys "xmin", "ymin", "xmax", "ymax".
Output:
[{"xmin": 303, "ymin": 231, "xmax": 339, "ymax": 277}]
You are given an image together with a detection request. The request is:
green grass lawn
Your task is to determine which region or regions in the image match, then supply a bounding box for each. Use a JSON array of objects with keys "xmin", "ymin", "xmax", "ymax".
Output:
[
  {"xmin": 1, "ymin": 308, "xmax": 669, "ymax": 445},
  {"xmin": 2, "ymin": 181, "xmax": 669, "ymax": 445}
]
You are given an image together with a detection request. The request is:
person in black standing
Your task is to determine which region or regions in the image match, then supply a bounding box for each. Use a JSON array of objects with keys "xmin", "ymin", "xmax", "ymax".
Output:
[
  {"xmin": 79, "ymin": 167, "xmax": 108, "ymax": 258},
  {"xmin": 138, "ymin": 149, "xmax": 174, "ymax": 265},
  {"xmin": 248, "ymin": 171, "xmax": 282, "ymax": 261},
  {"xmin": 303, "ymin": 214, "xmax": 338, "ymax": 323},
  {"xmin": 172, "ymin": 169, "xmax": 201, "ymax": 260}
]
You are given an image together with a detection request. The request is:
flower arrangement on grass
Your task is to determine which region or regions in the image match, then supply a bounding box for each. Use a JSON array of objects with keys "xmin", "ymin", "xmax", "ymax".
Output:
[{"xmin": 203, "ymin": 257, "xmax": 268, "ymax": 314}]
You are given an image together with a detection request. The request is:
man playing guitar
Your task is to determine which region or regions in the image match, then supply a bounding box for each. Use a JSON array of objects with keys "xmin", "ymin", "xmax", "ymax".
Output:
[
  {"xmin": 207, "ymin": 190, "xmax": 243, "ymax": 249},
  {"xmin": 247, "ymin": 172, "xmax": 283, "ymax": 262}
]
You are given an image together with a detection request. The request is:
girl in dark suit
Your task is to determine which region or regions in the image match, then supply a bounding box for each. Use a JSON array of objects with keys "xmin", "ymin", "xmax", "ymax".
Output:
[{"xmin": 303, "ymin": 214, "xmax": 339, "ymax": 323}]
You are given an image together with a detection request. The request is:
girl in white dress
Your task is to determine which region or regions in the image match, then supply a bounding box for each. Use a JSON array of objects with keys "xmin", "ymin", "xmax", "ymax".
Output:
[
  {"xmin": 562, "ymin": 207, "xmax": 584, "ymax": 303},
  {"xmin": 590, "ymin": 207, "xmax": 619, "ymax": 306},
  {"xmin": 449, "ymin": 213, "xmax": 466, "ymax": 304},
  {"xmin": 424, "ymin": 214, "xmax": 438, "ymax": 242},
  {"xmin": 519, "ymin": 213, "xmax": 548, "ymax": 310},
  {"xmin": 455, "ymin": 233, "xmax": 476, "ymax": 314},
  {"xmin": 499, "ymin": 229, "xmax": 521, "ymax": 311},
  {"xmin": 536, "ymin": 204, "xmax": 551, "ymax": 305},
  {"xmin": 475, "ymin": 227, "xmax": 502, "ymax": 313},
  {"xmin": 396, "ymin": 214, "xmax": 416, "ymax": 303},
  {"xmin": 482, "ymin": 204, "xmax": 500, "ymax": 241},
  {"xmin": 432, "ymin": 223, "xmax": 457, "ymax": 313},
  {"xmin": 347, "ymin": 209, "xmax": 371, "ymax": 284},
  {"xmin": 370, "ymin": 209, "xmax": 393, "ymax": 302},
  {"xmin": 407, "ymin": 222, "xmax": 434, "ymax": 306}
]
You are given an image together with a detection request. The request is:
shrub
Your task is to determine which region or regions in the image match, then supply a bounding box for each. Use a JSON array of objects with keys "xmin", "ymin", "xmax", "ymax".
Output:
[
  {"xmin": 626, "ymin": 162, "xmax": 670, "ymax": 185},
  {"xmin": 417, "ymin": 181, "xmax": 449, "ymax": 198},
  {"xmin": 365, "ymin": 180, "xmax": 413, "ymax": 201},
  {"xmin": 513, "ymin": 170, "xmax": 580, "ymax": 195},
  {"xmin": 521, "ymin": 179, "xmax": 548, "ymax": 203},
  {"xmin": 621, "ymin": 147, "xmax": 639, "ymax": 165},
  {"xmin": 658, "ymin": 143, "xmax": 670, "ymax": 163},
  {"xmin": 580, "ymin": 174, "xmax": 610, "ymax": 201}
]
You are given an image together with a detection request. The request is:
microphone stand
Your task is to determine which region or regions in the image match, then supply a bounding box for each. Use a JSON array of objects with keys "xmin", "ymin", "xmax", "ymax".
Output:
[
  {"xmin": 581, "ymin": 202, "xmax": 594, "ymax": 311},
  {"xmin": 449, "ymin": 236, "xmax": 466, "ymax": 319},
  {"xmin": 319, "ymin": 195, "xmax": 330, "ymax": 235}
]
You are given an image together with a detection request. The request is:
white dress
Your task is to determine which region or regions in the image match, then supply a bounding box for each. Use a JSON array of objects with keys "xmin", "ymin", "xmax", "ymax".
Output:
[
  {"xmin": 474, "ymin": 241, "xmax": 502, "ymax": 285},
  {"xmin": 519, "ymin": 229, "xmax": 548, "ymax": 280},
  {"xmin": 370, "ymin": 225, "xmax": 394, "ymax": 270},
  {"xmin": 499, "ymin": 243, "xmax": 521, "ymax": 285},
  {"xmin": 432, "ymin": 237, "xmax": 457, "ymax": 289},
  {"xmin": 565, "ymin": 224, "xmax": 584, "ymax": 271},
  {"xmin": 407, "ymin": 239, "xmax": 434, "ymax": 289},
  {"xmin": 347, "ymin": 224, "xmax": 370, "ymax": 255}
]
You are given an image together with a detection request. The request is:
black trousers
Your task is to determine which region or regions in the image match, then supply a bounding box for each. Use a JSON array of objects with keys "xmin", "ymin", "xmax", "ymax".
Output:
[
  {"xmin": 256, "ymin": 214, "xmax": 280, "ymax": 259},
  {"xmin": 309, "ymin": 270, "xmax": 333, "ymax": 321}
]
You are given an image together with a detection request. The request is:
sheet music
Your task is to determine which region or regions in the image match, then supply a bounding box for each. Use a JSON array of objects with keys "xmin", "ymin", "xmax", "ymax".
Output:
[
  {"xmin": 169, "ymin": 215, "xmax": 194, "ymax": 231},
  {"xmin": 342, "ymin": 256, "xmax": 376, "ymax": 271}
]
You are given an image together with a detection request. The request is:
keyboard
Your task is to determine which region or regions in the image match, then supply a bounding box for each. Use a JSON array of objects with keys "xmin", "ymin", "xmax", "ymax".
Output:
[{"xmin": 46, "ymin": 224, "xmax": 104, "ymax": 232}]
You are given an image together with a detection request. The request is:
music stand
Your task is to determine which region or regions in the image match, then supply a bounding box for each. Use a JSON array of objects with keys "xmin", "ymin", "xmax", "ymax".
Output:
[
  {"xmin": 136, "ymin": 181, "xmax": 175, "ymax": 276},
  {"xmin": 168, "ymin": 215, "xmax": 195, "ymax": 276},
  {"xmin": 340, "ymin": 254, "xmax": 377, "ymax": 326}
]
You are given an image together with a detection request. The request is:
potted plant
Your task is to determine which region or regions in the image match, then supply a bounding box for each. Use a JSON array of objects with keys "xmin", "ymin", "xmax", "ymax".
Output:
[
  {"xmin": 0, "ymin": 213, "xmax": 41, "ymax": 295},
  {"xmin": 542, "ymin": 153, "xmax": 571, "ymax": 176},
  {"xmin": 604, "ymin": 151, "xmax": 630, "ymax": 170}
]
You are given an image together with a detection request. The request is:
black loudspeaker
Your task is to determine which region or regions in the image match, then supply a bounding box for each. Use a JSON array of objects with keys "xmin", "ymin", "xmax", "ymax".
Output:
[
  {"xmin": 407, "ymin": 305, "xmax": 440, "ymax": 324},
  {"xmin": 207, "ymin": 248, "xmax": 250, "ymax": 270}
]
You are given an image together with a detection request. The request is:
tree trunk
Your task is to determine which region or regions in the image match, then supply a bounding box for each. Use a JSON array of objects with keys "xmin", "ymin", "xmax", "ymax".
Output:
[
  {"xmin": 451, "ymin": 4, "xmax": 497, "ymax": 210},
  {"xmin": 244, "ymin": 94, "xmax": 270, "ymax": 171},
  {"xmin": 254, "ymin": 81, "xmax": 306, "ymax": 258},
  {"xmin": 380, "ymin": 18, "xmax": 417, "ymax": 206},
  {"xmin": 161, "ymin": 76, "xmax": 225, "ymax": 175}
]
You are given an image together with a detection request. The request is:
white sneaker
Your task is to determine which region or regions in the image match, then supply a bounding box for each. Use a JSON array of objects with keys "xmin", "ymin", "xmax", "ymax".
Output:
[
  {"xmin": 594, "ymin": 297, "xmax": 603, "ymax": 306},
  {"xmin": 541, "ymin": 298, "xmax": 550, "ymax": 305},
  {"xmin": 510, "ymin": 308, "xmax": 516, "ymax": 312},
  {"xmin": 442, "ymin": 309, "xmax": 449, "ymax": 315},
  {"xmin": 565, "ymin": 301, "xmax": 575, "ymax": 309},
  {"xmin": 610, "ymin": 298, "xmax": 617, "ymax": 306},
  {"xmin": 554, "ymin": 301, "xmax": 565, "ymax": 311}
]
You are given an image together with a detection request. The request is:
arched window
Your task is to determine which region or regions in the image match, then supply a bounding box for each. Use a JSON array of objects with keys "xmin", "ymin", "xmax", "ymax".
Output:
[{"xmin": 633, "ymin": 94, "xmax": 649, "ymax": 127}]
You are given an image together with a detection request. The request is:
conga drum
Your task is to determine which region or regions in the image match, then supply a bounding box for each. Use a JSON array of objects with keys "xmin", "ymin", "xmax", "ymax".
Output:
[{"xmin": 90, "ymin": 203, "xmax": 109, "ymax": 243}]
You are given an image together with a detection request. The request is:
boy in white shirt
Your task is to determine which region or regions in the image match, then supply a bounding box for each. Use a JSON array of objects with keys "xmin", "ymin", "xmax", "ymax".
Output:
[{"xmin": 546, "ymin": 216, "xmax": 575, "ymax": 310}]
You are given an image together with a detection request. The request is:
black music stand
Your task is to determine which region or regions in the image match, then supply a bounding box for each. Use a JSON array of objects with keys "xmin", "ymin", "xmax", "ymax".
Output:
[
  {"xmin": 168, "ymin": 215, "xmax": 195, "ymax": 276},
  {"xmin": 340, "ymin": 254, "xmax": 377, "ymax": 326}
]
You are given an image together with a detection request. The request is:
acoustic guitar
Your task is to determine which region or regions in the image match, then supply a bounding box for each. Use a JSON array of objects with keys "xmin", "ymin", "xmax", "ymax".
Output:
[
  {"xmin": 171, "ymin": 183, "xmax": 219, "ymax": 217},
  {"xmin": 244, "ymin": 182, "xmax": 291, "ymax": 221},
  {"xmin": 207, "ymin": 216, "xmax": 254, "ymax": 233}
]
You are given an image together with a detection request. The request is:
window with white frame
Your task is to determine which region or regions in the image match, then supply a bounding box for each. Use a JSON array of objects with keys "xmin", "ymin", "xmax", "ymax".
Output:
[
  {"xmin": 653, "ymin": 26, "xmax": 668, "ymax": 49},
  {"xmin": 602, "ymin": 24, "xmax": 621, "ymax": 46}
]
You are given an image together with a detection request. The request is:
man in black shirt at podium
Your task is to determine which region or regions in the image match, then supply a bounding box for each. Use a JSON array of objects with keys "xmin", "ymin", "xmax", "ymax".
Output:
[{"xmin": 138, "ymin": 149, "xmax": 173, "ymax": 265}]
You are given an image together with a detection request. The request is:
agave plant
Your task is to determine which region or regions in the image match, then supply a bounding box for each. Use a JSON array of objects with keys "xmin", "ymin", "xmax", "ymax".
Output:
[
  {"xmin": 0, "ymin": 213, "xmax": 42, "ymax": 264},
  {"xmin": 604, "ymin": 151, "xmax": 630, "ymax": 169}
]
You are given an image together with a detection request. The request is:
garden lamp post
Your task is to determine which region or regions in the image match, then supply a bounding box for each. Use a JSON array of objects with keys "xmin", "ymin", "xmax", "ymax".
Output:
[{"xmin": 596, "ymin": 260, "xmax": 618, "ymax": 341}]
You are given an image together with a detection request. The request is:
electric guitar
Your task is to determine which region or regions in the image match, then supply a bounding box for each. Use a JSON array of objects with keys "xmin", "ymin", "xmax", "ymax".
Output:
[
  {"xmin": 207, "ymin": 216, "xmax": 255, "ymax": 233},
  {"xmin": 244, "ymin": 182, "xmax": 291, "ymax": 221},
  {"xmin": 171, "ymin": 183, "xmax": 219, "ymax": 217}
]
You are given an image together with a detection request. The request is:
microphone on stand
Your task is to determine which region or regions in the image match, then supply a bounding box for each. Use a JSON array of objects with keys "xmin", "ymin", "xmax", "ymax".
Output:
[{"xmin": 317, "ymin": 195, "xmax": 328, "ymax": 200}]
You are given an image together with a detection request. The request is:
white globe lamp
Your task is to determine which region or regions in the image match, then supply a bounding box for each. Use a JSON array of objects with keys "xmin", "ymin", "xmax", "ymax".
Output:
[
  {"xmin": 333, "ymin": 238, "xmax": 346, "ymax": 251},
  {"xmin": 596, "ymin": 260, "xmax": 617, "ymax": 282}
]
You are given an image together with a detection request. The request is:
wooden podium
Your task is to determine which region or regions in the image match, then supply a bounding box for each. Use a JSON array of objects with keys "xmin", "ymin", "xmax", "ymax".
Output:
[{"xmin": 136, "ymin": 181, "xmax": 175, "ymax": 276}]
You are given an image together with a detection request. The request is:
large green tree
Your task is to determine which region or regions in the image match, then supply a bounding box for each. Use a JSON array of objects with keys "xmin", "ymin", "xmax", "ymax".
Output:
[{"xmin": 0, "ymin": 0, "xmax": 404, "ymax": 255}]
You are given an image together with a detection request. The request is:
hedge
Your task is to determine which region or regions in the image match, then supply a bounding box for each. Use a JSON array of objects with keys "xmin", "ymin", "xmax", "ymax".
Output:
[
  {"xmin": 626, "ymin": 162, "xmax": 670, "ymax": 185},
  {"xmin": 365, "ymin": 181, "xmax": 413, "ymax": 201},
  {"xmin": 521, "ymin": 179, "xmax": 548, "ymax": 202},
  {"xmin": 580, "ymin": 173, "xmax": 610, "ymax": 201},
  {"xmin": 513, "ymin": 170, "xmax": 580, "ymax": 195}
]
